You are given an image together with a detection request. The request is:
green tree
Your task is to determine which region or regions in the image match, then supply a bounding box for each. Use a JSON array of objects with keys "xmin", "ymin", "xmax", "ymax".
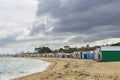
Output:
[
  {"xmin": 35, "ymin": 46, "xmax": 52, "ymax": 53},
  {"xmin": 64, "ymin": 46, "xmax": 70, "ymax": 50}
]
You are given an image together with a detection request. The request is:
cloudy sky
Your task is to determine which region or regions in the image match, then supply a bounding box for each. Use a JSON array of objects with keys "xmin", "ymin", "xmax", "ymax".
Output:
[{"xmin": 0, "ymin": 0, "xmax": 120, "ymax": 53}]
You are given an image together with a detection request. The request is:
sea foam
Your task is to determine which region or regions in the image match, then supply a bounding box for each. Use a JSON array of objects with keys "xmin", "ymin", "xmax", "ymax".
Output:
[{"xmin": 0, "ymin": 58, "xmax": 50, "ymax": 80}]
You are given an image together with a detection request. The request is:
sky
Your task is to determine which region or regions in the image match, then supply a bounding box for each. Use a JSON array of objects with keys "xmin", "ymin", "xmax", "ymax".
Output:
[{"xmin": 0, "ymin": 0, "xmax": 120, "ymax": 54}]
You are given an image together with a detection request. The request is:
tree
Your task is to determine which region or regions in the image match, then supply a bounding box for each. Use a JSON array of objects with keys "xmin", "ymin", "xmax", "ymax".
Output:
[
  {"xmin": 64, "ymin": 46, "xmax": 70, "ymax": 50},
  {"xmin": 59, "ymin": 48, "xmax": 65, "ymax": 53},
  {"xmin": 35, "ymin": 46, "xmax": 52, "ymax": 53}
]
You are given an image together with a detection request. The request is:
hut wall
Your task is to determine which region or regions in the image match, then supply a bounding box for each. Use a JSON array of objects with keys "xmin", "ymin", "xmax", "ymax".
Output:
[{"xmin": 102, "ymin": 51, "xmax": 120, "ymax": 62}]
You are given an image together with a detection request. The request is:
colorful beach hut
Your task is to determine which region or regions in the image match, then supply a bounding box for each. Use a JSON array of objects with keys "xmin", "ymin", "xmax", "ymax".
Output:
[
  {"xmin": 101, "ymin": 46, "xmax": 120, "ymax": 62},
  {"xmin": 88, "ymin": 53, "xmax": 94, "ymax": 59},
  {"xmin": 66, "ymin": 54, "xmax": 70, "ymax": 58},
  {"xmin": 62, "ymin": 54, "xmax": 66, "ymax": 58},
  {"xmin": 79, "ymin": 53, "xmax": 82, "ymax": 59},
  {"xmin": 84, "ymin": 53, "xmax": 89, "ymax": 59}
]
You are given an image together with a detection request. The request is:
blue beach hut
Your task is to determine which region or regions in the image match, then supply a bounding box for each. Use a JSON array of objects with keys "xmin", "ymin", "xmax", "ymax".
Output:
[
  {"xmin": 84, "ymin": 53, "xmax": 89, "ymax": 59},
  {"xmin": 62, "ymin": 54, "xmax": 66, "ymax": 58},
  {"xmin": 88, "ymin": 53, "xmax": 94, "ymax": 59}
]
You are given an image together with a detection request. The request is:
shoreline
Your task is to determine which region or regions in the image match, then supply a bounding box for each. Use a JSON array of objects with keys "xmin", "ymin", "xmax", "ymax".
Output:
[
  {"xmin": 0, "ymin": 57, "xmax": 51, "ymax": 80},
  {"xmin": 10, "ymin": 57, "xmax": 55, "ymax": 80},
  {"xmin": 11, "ymin": 57, "xmax": 120, "ymax": 80}
]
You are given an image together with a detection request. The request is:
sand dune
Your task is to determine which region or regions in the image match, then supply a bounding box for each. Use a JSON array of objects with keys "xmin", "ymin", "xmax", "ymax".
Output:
[{"xmin": 13, "ymin": 58, "xmax": 120, "ymax": 80}]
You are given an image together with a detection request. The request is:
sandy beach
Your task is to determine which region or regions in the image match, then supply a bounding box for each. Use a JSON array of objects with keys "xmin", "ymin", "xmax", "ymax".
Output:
[{"xmin": 12, "ymin": 58, "xmax": 120, "ymax": 80}]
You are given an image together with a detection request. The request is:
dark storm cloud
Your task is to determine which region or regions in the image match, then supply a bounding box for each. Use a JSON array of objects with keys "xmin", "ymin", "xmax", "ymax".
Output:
[
  {"xmin": 36, "ymin": 0, "xmax": 120, "ymax": 43},
  {"xmin": 0, "ymin": 34, "xmax": 41, "ymax": 47},
  {"xmin": 69, "ymin": 26, "xmax": 120, "ymax": 43},
  {"xmin": 30, "ymin": 23, "xmax": 46, "ymax": 35},
  {"xmin": 0, "ymin": 31, "xmax": 66, "ymax": 47}
]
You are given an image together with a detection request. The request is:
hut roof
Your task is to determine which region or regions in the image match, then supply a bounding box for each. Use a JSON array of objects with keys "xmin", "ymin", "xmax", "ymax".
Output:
[{"xmin": 101, "ymin": 46, "xmax": 120, "ymax": 51}]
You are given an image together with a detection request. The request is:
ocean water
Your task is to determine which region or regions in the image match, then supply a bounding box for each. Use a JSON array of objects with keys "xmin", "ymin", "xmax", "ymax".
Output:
[{"xmin": 0, "ymin": 58, "xmax": 50, "ymax": 80}]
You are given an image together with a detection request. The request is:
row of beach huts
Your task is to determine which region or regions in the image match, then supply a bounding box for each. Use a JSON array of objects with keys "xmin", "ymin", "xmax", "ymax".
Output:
[
  {"xmin": 22, "ymin": 52, "xmax": 100, "ymax": 61},
  {"xmin": 22, "ymin": 49, "xmax": 101, "ymax": 61},
  {"xmin": 22, "ymin": 46, "xmax": 120, "ymax": 62}
]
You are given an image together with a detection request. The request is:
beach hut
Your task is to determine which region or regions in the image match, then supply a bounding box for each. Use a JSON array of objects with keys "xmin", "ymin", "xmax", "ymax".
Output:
[
  {"xmin": 101, "ymin": 46, "xmax": 120, "ymax": 62},
  {"xmin": 79, "ymin": 53, "xmax": 82, "ymax": 59},
  {"xmin": 50, "ymin": 54, "xmax": 53, "ymax": 58},
  {"xmin": 34, "ymin": 54, "xmax": 37, "ymax": 57},
  {"xmin": 74, "ymin": 53, "xmax": 78, "ymax": 59},
  {"xmin": 71, "ymin": 53, "xmax": 75, "ymax": 58},
  {"xmin": 94, "ymin": 52, "xmax": 100, "ymax": 60},
  {"xmin": 47, "ymin": 54, "xmax": 49, "ymax": 57},
  {"xmin": 36, "ymin": 53, "xmax": 39, "ymax": 57},
  {"xmin": 82, "ymin": 53, "xmax": 84, "ymax": 59},
  {"xmin": 88, "ymin": 53, "xmax": 94, "ymax": 59},
  {"xmin": 94, "ymin": 48, "xmax": 100, "ymax": 60},
  {"xmin": 57, "ymin": 53, "xmax": 62, "ymax": 58},
  {"xmin": 56, "ymin": 54, "xmax": 59, "ymax": 58},
  {"xmin": 70, "ymin": 53, "xmax": 72, "ymax": 58},
  {"xmin": 76, "ymin": 53, "xmax": 81, "ymax": 59},
  {"xmin": 47, "ymin": 54, "xmax": 50, "ymax": 58},
  {"xmin": 62, "ymin": 54, "xmax": 66, "ymax": 58},
  {"xmin": 84, "ymin": 53, "xmax": 89, "ymax": 59},
  {"xmin": 52, "ymin": 54, "xmax": 56, "ymax": 58},
  {"xmin": 46, "ymin": 54, "xmax": 48, "ymax": 57},
  {"xmin": 66, "ymin": 54, "xmax": 70, "ymax": 58}
]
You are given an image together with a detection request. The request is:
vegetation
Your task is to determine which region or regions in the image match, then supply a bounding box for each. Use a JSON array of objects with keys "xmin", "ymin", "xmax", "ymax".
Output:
[
  {"xmin": 35, "ymin": 47, "xmax": 52, "ymax": 53},
  {"xmin": 35, "ymin": 45, "xmax": 91, "ymax": 54},
  {"xmin": 34, "ymin": 42, "xmax": 120, "ymax": 54},
  {"xmin": 111, "ymin": 42, "xmax": 120, "ymax": 46}
]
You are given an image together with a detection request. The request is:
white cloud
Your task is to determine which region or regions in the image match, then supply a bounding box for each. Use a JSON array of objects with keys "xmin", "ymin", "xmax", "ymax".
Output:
[
  {"xmin": 0, "ymin": 0, "xmax": 37, "ymax": 53},
  {"xmin": 0, "ymin": 0, "xmax": 37, "ymax": 31}
]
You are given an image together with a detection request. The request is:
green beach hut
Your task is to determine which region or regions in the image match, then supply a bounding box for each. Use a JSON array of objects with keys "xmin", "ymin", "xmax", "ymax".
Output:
[{"xmin": 101, "ymin": 46, "xmax": 120, "ymax": 62}]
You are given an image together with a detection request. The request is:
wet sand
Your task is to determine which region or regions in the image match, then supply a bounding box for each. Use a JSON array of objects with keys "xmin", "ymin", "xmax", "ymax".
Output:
[{"xmin": 13, "ymin": 58, "xmax": 120, "ymax": 80}]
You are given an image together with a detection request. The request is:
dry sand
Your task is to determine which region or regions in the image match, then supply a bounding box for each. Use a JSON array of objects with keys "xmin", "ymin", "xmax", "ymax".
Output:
[{"xmin": 12, "ymin": 58, "xmax": 120, "ymax": 80}]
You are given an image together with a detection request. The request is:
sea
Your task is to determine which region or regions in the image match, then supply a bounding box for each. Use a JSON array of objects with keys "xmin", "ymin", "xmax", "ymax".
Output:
[{"xmin": 0, "ymin": 58, "xmax": 50, "ymax": 80}]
